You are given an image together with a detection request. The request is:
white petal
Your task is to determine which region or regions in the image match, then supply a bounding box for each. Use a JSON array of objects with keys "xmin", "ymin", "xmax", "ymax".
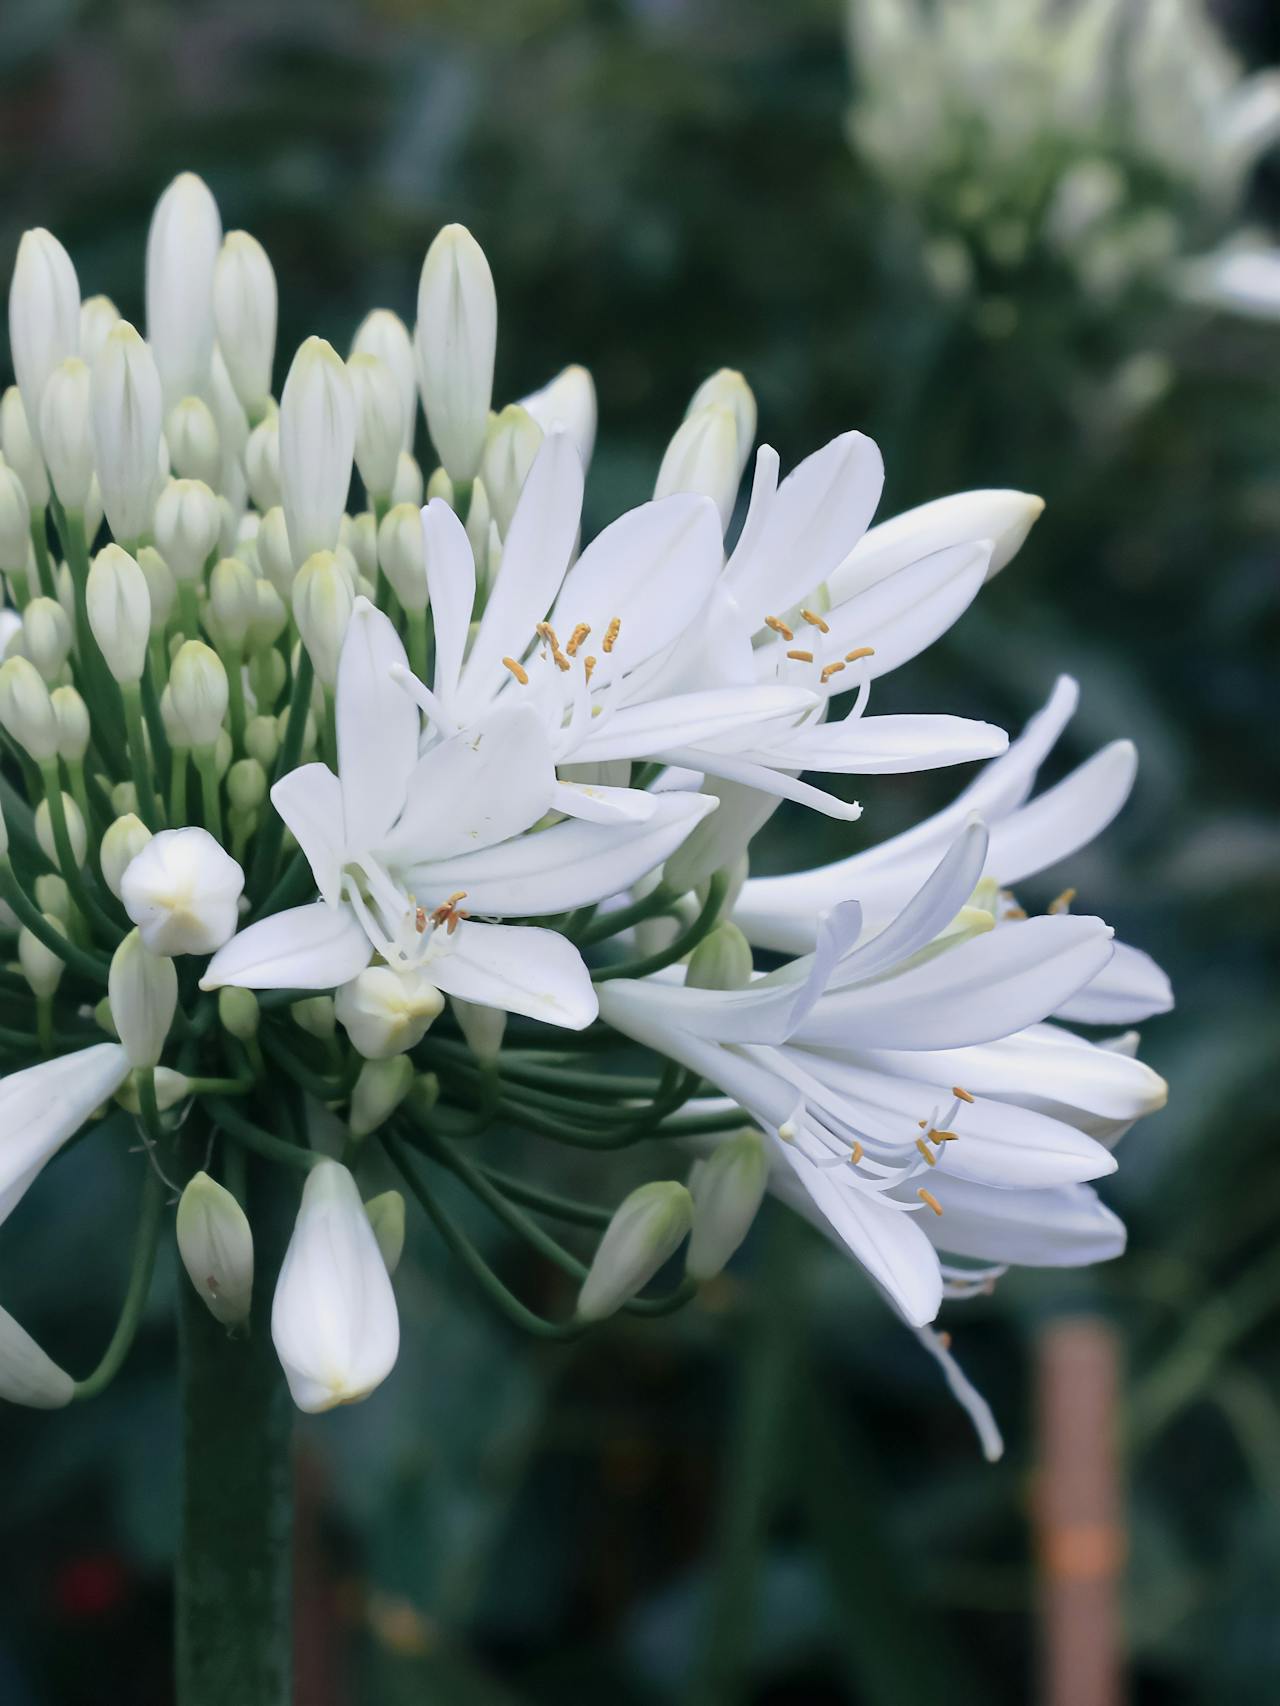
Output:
[
  {"xmin": 657, "ymin": 744, "xmax": 866, "ymax": 821},
  {"xmin": 822, "ymin": 540, "xmax": 991, "ymax": 682},
  {"xmin": 572, "ymin": 685, "xmax": 815, "ymax": 765},
  {"xmin": 828, "ymin": 488, "xmax": 1043, "ymax": 604},
  {"xmin": 200, "ymin": 902, "xmax": 371, "ymax": 990},
  {"xmin": 430, "ymin": 919, "xmax": 597, "ymax": 1028},
  {"xmin": 336, "ymin": 598, "xmax": 419, "ymax": 854},
  {"xmin": 0, "ymin": 1043, "xmax": 130, "ymax": 1225},
  {"xmin": 922, "ymin": 1178, "xmax": 1126, "ymax": 1268},
  {"xmin": 407, "ymin": 790, "xmax": 717, "ymax": 916},
  {"xmin": 986, "ymin": 741, "xmax": 1136, "ymax": 886},
  {"xmin": 749, "ymin": 713, "xmax": 1007, "ymax": 774},
  {"xmin": 1055, "ymin": 941, "xmax": 1173, "ymax": 1024},
  {"xmin": 422, "ymin": 497, "xmax": 476, "ymax": 715},
  {"xmin": 552, "ymin": 780, "xmax": 659, "ymax": 825},
  {"xmin": 270, "ymin": 763, "xmax": 345, "ymax": 907}
]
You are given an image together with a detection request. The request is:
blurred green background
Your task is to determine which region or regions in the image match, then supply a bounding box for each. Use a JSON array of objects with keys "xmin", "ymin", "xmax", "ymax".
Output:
[{"xmin": 2, "ymin": 1, "xmax": 1279, "ymax": 1701}]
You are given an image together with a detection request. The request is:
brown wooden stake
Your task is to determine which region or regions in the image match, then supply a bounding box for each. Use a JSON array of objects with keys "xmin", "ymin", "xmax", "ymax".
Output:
[{"xmin": 1035, "ymin": 1316, "xmax": 1126, "ymax": 1706}]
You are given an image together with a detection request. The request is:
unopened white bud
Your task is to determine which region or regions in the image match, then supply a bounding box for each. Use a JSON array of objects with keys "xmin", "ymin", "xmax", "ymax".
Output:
[
  {"xmin": 83, "ymin": 476, "xmax": 104, "ymax": 546},
  {"xmin": 335, "ymin": 966, "xmax": 444, "ymax": 1060},
  {"xmin": 451, "ymin": 996, "xmax": 506, "ymax": 1063},
  {"xmin": 19, "ymin": 915, "xmax": 65, "ymax": 999},
  {"xmin": 686, "ymin": 1130, "xmax": 769, "ymax": 1281},
  {"xmin": 50, "ymin": 684, "xmax": 90, "ymax": 762},
  {"xmin": 291, "ymin": 994, "xmax": 335, "ymax": 1041},
  {"xmin": 226, "ymin": 758, "xmax": 266, "ymax": 814},
  {"xmin": 137, "ymin": 546, "xmax": 176, "ymax": 631},
  {"xmin": 209, "ymin": 345, "xmax": 250, "ymax": 472},
  {"xmin": 154, "ymin": 478, "xmax": 220, "ymax": 581},
  {"xmin": 272, "ymin": 1159, "xmax": 400, "ymax": 1412},
  {"xmin": 87, "ymin": 544, "xmax": 151, "ymax": 683},
  {"xmin": 426, "ymin": 466, "xmax": 453, "ymax": 504},
  {"xmin": 519, "ymin": 363, "xmax": 598, "ymax": 470},
  {"xmin": 208, "ymin": 556, "xmax": 258, "ymax": 650},
  {"xmin": 415, "ymin": 224, "xmax": 496, "ymax": 483},
  {"xmin": 655, "ymin": 404, "xmax": 744, "ymax": 530},
  {"xmin": 147, "ymin": 173, "xmax": 222, "ymax": 407},
  {"xmin": 292, "ymin": 550, "xmax": 354, "ymax": 688},
  {"xmin": 244, "ymin": 411, "xmax": 281, "ymax": 511},
  {"xmin": 685, "ymin": 920, "xmax": 754, "ymax": 992},
  {"xmin": 100, "ymin": 813, "xmax": 152, "ymax": 900},
  {"xmin": 0, "ymin": 613, "xmax": 24, "ymax": 662},
  {"xmin": 0, "ymin": 464, "xmax": 31, "ymax": 569},
  {"xmin": 364, "ymin": 1191, "xmax": 406, "ymax": 1275},
  {"xmin": 377, "ymin": 502, "xmax": 428, "ymax": 612},
  {"xmin": 687, "ymin": 368, "xmax": 756, "ymax": 460},
  {"xmin": 0, "ymin": 386, "xmax": 49, "ymax": 509},
  {"xmin": 256, "ymin": 506, "xmax": 294, "ymax": 599},
  {"xmin": 79, "ymin": 294, "xmax": 121, "ymax": 364},
  {"xmin": 91, "ymin": 322, "xmax": 164, "ymax": 543},
  {"xmin": 218, "ymin": 985, "xmax": 259, "ymax": 1041},
  {"xmin": 121, "ymin": 826, "xmax": 244, "ymax": 955},
  {"xmin": 351, "ymin": 309, "xmax": 416, "ymax": 453},
  {"xmin": 481, "ymin": 404, "xmax": 543, "ymax": 535},
  {"xmin": 279, "ymin": 337, "xmax": 354, "ymax": 566},
  {"xmin": 177, "ymin": 1172, "xmax": 255, "ymax": 1328},
  {"xmin": 111, "ymin": 780, "xmax": 139, "ymax": 817},
  {"xmin": 39, "ymin": 357, "xmax": 95, "ymax": 511},
  {"xmin": 244, "ymin": 715, "xmax": 280, "ymax": 768},
  {"xmin": 166, "ymin": 395, "xmax": 221, "ymax": 486},
  {"xmin": 0, "ymin": 655, "xmax": 59, "ymax": 760},
  {"xmin": 22, "ymin": 597, "xmax": 72, "ymax": 683},
  {"xmin": 577, "ymin": 1182, "xmax": 694, "ymax": 1321},
  {"xmin": 213, "ymin": 230, "xmax": 277, "ymax": 417},
  {"xmin": 348, "ymin": 351, "xmax": 405, "ymax": 499},
  {"xmin": 390, "ymin": 450, "xmax": 424, "ymax": 507},
  {"xmin": 8, "ymin": 229, "xmax": 80, "ymax": 456},
  {"xmin": 108, "ymin": 927, "xmax": 178, "ymax": 1068},
  {"xmin": 115, "ymin": 1065, "xmax": 191, "ymax": 1114},
  {"xmin": 0, "ymin": 1304, "xmax": 74, "ymax": 1409},
  {"xmin": 349, "ymin": 1055, "xmax": 414, "ymax": 1138},
  {"xmin": 169, "ymin": 641, "xmax": 228, "ymax": 747},
  {"xmin": 35, "ymin": 874, "xmax": 70, "ymax": 920},
  {"xmin": 35, "ymin": 792, "xmax": 86, "ymax": 868},
  {"xmin": 246, "ymin": 578, "xmax": 288, "ymax": 655}
]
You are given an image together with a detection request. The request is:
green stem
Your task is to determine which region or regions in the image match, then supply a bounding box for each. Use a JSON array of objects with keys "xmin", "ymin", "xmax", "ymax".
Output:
[
  {"xmin": 225, "ymin": 645, "xmax": 247, "ymax": 753},
  {"xmin": 592, "ymin": 870, "xmax": 729, "ymax": 982},
  {"xmin": 122, "ymin": 684, "xmax": 163, "ymax": 829},
  {"xmin": 169, "ymin": 748, "xmax": 191, "ymax": 825},
  {"xmin": 406, "ymin": 607, "xmax": 429, "ymax": 681},
  {"xmin": 206, "ymin": 1097, "xmax": 319, "ymax": 1172},
  {"xmin": 30, "ymin": 512, "xmax": 56, "ymax": 599},
  {"xmin": 249, "ymin": 650, "xmax": 313, "ymax": 899},
  {"xmin": 576, "ymin": 882, "xmax": 680, "ymax": 946},
  {"xmin": 0, "ymin": 860, "xmax": 109, "ymax": 982},
  {"xmin": 73, "ymin": 1163, "xmax": 164, "ymax": 1400},
  {"xmin": 178, "ymin": 581, "xmax": 202, "ymax": 643},
  {"xmin": 38, "ymin": 763, "xmax": 124, "ymax": 945},
  {"xmin": 194, "ymin": 747, "xmax": 223, "ymax": 841}
]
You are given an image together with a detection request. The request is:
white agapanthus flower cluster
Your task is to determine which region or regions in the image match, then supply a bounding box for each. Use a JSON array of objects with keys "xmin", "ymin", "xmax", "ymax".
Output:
[
  {"xmin": 0, "ymin": 172, "xmax": 1168, "ymax": 1446},
  {"xmin": 848, "ymin": 0, "xmax": 1280, "ymax": 328}
]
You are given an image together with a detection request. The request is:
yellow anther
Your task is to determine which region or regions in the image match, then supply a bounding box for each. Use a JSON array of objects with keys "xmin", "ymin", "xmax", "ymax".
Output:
[
  {"xmin": 602, "ymin": 617, "xmax": 621, "ymax": 654},
  {"xmin": 915, "ymin": 1137, "xmax": 937, "ymax": 1166},
  {"xmin": 764, "ymin": 615, "xmax": 794, "ymax": 641},
  {"xmin": 819, "ymin": 661, "xmax": 845, "ymax": 684},
  {"xmin": 565, "ymin": 622, "xmax": 591, "ymax": 657},
  {"xmin": 918, "ymin": 1118, "xmax": 928, "ymax": 1128},
  {"xmin": 536, "ymin": 623, "xmax": 571, "ymax": 672},
  {"xmin": 952, "ymin": 1086, "xmax": 975, "ymax": 1104},
  {"xmin": 502, "ymin": 656, "xmax": 529, "ymax": 685},
  {"xmin": 584, "ymin": 655, "xmax": 597, "ymax": 683},
  {"xmin": 1005, "ymin": 904, "xmax": 1028, "ymax": 920},
  {"xmin": 929, "ymin": 1128, "xmax": 958, "ymax": 1143},
  {"xmin": 937, "ymin": 1330, "xmax": 952, "ymax": 1350},
  {"xmin": 1048, "ymin": 887, "xmax": 1077, "ymax": 915},
  {"xmin": 918, "ymin": 1188, "xmax": 943, "ymax": 1217},
  {"xmin": 848, "ymin": 1141, "xmax": 863, "ymax": 1165},
  {"xmin": 844, "ymin": 646, "xmax": 875, "ymax": 663},
  {"xmin": 786, "ymin": 648, "xmax": 814, "ymax": 663},
  {"xmin": 800, "ymin": 608, "xmax": 830, "ymax": 633}
]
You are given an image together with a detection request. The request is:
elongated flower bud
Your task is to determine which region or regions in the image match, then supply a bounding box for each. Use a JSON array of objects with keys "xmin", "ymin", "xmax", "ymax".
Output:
[
  {"xmin": 0, "ymin": 386, "xmax": 49, "ymax": 509},
  {"xmin": 577, "ymin": 1182, "xmax": 693, "ymax": 1321},
  {"xmin": 687, "ymin": 368, "xmax": 756, "ymax": 459},
  {"xmin": 217, "ymin": 985, "xmax": 259, "ymax": 1041},
  {"xmin": 8, "ymin": 228, "xmax": 80, "ymax": 455},
  {"xmin": 213, "ymin": 231, "xmax": 277, "ymax": 417},
  {"xmin": 519, "ymin": 363, "xmax": 598, "ymax": 470},
  {"xmin": 415, "ymin": 224, "xmax": 496, "ymax": 483},
  {"xmin": 0, "ymin": 655, "xmax": 59, "ymax": 761},
  {"xmin": 166, "ymin": 395, "xmax": 221, "ymax": 486},
  {"xmin": 245, "ymin": 412, "xmax": 281, "ymax": 511},
  {"xmin": 481, "ymin": 404, "xmax": 543, "ymax": 535},
  {"xmin": 120, "ymin": 826, "xmax": 244, "ymax": 955},
  {"xmin": 351, "ymin": 308, "xmax": 416, "ymax": 451},
  {"xmin": 79, "ymin": 294, "xmax": 121, "ymax": 363},
  {"xmin": 376, "ymin": 502, "xmax": 428, "ymax": 613},
  {"xmin": 272, "ymin": 1160, "xmax": 400, "ymax": 1412},
  {"xmin": 39, "ymin": 357, "xmax": 95, "ymax": 511},
  {"xmin": 108, "ymin": 927, "xmax": 178, "ymax": 1068},
  {"xmin": 177, "ymin": 1172, "xmax": 254, "ymax": 1328},
  {"xmin": 349, "ymin": 1055, "xmax": 414, "ymax": 1138},
  {"xmin": 655, "ymin": 404, "xmax": 743, "ymax": 531},
  {"xmin": 335, "ymin": 966, "xmax": 444, "ymax": 1060},
  {"xmin": 87, "ymin": 544, "xmax": 151, "ymax": 684},
  {"xmin": 100, "ymin": 813, "xmax": 152, "ymax": 899},
  {"xmin": 685, "ymin": 921, "xmax": 754, "ymax": 992},
  {"xmin": 35, "ymin": 792, "xmax": 87, "ymax": 868},
  {"xmin": 686, "ymin": 1130, "xmax": 769, "ymax": 1281},
  {"xmin": 292, "ymin": 549, "xmax": 354, "ymax": 688},
  {"xmin": 91, "ymin": 322, "xmax": 164, "ymax": 543},
  {"xmin": 348, "ymin": 351, "xmax": 404, "ymax": 500},
  {"xmin": 291, "ymin": 994, "xmax": 335, "ymax": 1041},
  {"xmin": 208, "ymin": 555, "xmax": 257, "ymax": 650},
  {"xmin": 169, "ymin": 641, "xmax": 228, "ymax": 747},
  {"xmin": 0, "ymin": 463, "xmax": 31, "ymax": 570},
  {"xmin": 364, "ymin": 1191, "xmax": 406, "ymax": 1275},
  {"xmin": 51, "ymin": 684, "xmax": 90, "ymax": 762},
  {"xmin": 279, "ymin": 337, "xmax": 354, "ymax": 566},
  {"xmin": 390, "ymin": 450, "xmax": 423, "ymax": 507},
  {"xmin": 147, "ymin": 173, "xmax": 222, "ymax": 406},
  {"xmin": 22, "ymin": 597, "xmax": 73, "ymax": 683},
  {"xmin": 154, "ymin": 477, "xmax": 220, "ymax": 582},
  {"xmin": 137, "ymin": 546, "xmax": 176, "ymax": 632},
  {"xmin": 0, "ymin": 1304, "xmax": 74, "ymax": 1408},
  {"xmin": 19, "ymin": 916, "xmax": 65, "ymax": 999}
]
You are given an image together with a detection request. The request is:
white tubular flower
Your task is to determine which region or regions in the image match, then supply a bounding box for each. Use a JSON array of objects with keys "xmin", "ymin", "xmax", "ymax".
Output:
[
  {"xmin": 0, "ymin": 1304, "xmax": 75, "ymax": 1409},
  {"xmin": 686, "ymin": 1129, "xmax": 770, "ymax": 1280},
  {"xmin": 518, "ymin": 363, "xmax": 597, "ymax": 470},
  {"xmin": 271, "ymin": 1159, "xmax": 400, "ymax": 1413},
  {"xmin": 35, "ymin": 793, "xmax": 87, "ymax": 867},
  {"xmin": 87, "ymin": 544, "xmax": 151, "ymax": 684},
  {"xmin": 415, "ymin": 223, "xmax": 496, "ymax": 483},
  {"xmin": 245, "ymin": 412, "xmax": 281, "ymax": 511},
  {"xmin": 166, "ymin": 395, "xmax": 222, "ymax": 487},
  {"xmin": 51, "ymin": 685, "xmax": 90, "ymax": 763},
  {"xmin": 350, "ymin": 308, "xmax": 416, "ymax": 453},
  {"xmin": 146, "ymin": 172, "xmax": 222, "ymax": 407},
  {"xmin": 279, "ymin": 336, "xmax": 355, "ymax": 566},
  {"xmin": 335, "ymin": 966, "xmax": 444, "ymax": 1059},
  {"xmin": 654, "ymin": 403, "xmax": 745, "ymax": 532},
  {"xmin": 120, "ymin": 826, "xmax": 245, "ymax": 955},
  {"xmin": 169, "ymin": 641, "xmax": 229, "ymax": 748},
  {"xmin": 8, "ymin": 228, "xmax": 80, "ymax": 456},
  {"xmin": 347, "ymin": 351, "xmax": 405, "ymax": 500},
  {"xmin": 108, "ymin": 928, "xmax": 178, "ymax": 1068},
  {"xmin": 291, "ymin": 550, "xmax": 355, "ymax": 688},
  {"xmin": 213, "ymin": 231, "xmax": 277, "ymax": 416},
  {"xmin": 0, "ymin": 463, "xmax": 31, "ymax": 569},
  {"xmin": 377, "ymin": 502, "xmax": 427, "ymax": 613},
  {"xmin": 577, "ymin": 1182, "xmax": 694, "ymax": 1321},
  {"xmin": 38, "ymin": 357, "xmax": 94, "ymax": 511},
  {"xmin": 176, "ymin": 1172, "xmax": 254, "ymax": 1329},
  {"xmin": 79, "ymin": 294, "xmax": 121, "ymax": 363},
  {"xmin": 22, "ymin": 597, "xmax": 73, "ymax": 683},
  {"xmin": 0, "ymin": 655, "xmax": 59, "ymax": 761},
  {"xmin": 826, "ymin": 488, "xmax": 1045, "ymax": 602},
  {"xmin": 0, "ymin": 1042, "xmax": 130, "ymax": 1225},
  {"xmin": 91, "ymin": 322, "xmax": 164, "ymax": 544},
  {"xmin": 154, "ymin": 478, "xmax": 220, "ymax": 582},
  {"xmin": 100, "ymin": 813, "xmax": 152, "ymax": 900}
]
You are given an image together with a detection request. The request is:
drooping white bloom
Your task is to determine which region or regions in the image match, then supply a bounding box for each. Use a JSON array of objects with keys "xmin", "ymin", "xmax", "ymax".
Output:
[
  {"xmin": 120, "ymin": 827, "xmax": 245, "ymax": 956},
  {"xmin": 577, "ymin": 1181, "xmax": 694, "ymax": 1320},
  {"xmin": 8, "ymin": 228, "xmax": 80, "ymax": 455},
  {"xmin": 202, "ymin": 598, "xmax": 709, "ymax": 1024},
  {"xmin": 91, "ymin": 323, "xmax": 164, "ymax": 544},
  {"xmin": 415, "ymin": 224, "xmax": 497, "ymax": 484},
  {"xmin": 146, "ymin": 172, "xmax": 222, "ymax": 407},
  {"xmin": 271, "ymin": 1159, "xmax": 399, "ymax": 1413},
  {"xmin": 278, "ymin": 337, "xmax": 355, "ymax": 566},
  {"xmin": 0, "ymin": 1043, "xmax": 130, "ymax": 1226},
  {"xmin": 0, "ymin": 1304, "xmax": 75, "ymax": 1409},
  {"xmin": 176, "ymin": 1171, "xmax": 254, "ymax": 1328},
  {"xmin": 212, "ymin": 231, "xmax": 277, "ymax": 417}
]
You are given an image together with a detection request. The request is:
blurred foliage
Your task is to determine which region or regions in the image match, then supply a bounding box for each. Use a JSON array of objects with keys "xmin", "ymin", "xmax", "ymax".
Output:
[{"xmin": 1, "ymin": 0, "xmax": 1279, "ymax": 1702}]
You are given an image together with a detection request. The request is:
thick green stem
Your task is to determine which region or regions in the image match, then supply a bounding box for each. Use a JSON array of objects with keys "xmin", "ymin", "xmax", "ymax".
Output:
[
  {"xmin": 176, "ymin": 1150, "xmax": 294, "ymax": 1706},
  {"xmin": 122, "ymin": 683, "xmax": 163, "ymax": 829}
]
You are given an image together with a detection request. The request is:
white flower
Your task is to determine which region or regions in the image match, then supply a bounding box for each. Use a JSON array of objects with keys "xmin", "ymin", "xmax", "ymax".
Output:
[
  {"xmin": 8, "ymin": 228, "xmax": 80, "ymax": 456},
  {"xmin": 415, "ymin": 223, "xmax": 497, "ymax": 483},
  {"xmin": 334, "ymin": 966, "xmax": 444, "ymax": 1059},
  {"xmin": 87, "ymin": 544, "xmax": 151, "ymax": 684},
  {"xmin": 176, "ymin": 1172, "xmax": 254, "ymax": 1328},
  {"xmin": 278, "ymin": 337, "xmax": 355, "ymax": 566},
  {"xmin": 202, "ymin": 598, "xmax": 709, "ymax": 1024},
  {"xmin": 0, "ymin": 1043, "xmax": 130, "ymax": 1226},
  {"xmin": 146, "ymin": 173, "xmax": 222, "ymax": 407},
  {"xmin": 91, "ymin": 322, "xmax": 164, "ymax": 544},
  {"xmin": 271, "ymin": 1159, "xmax": 399, "ymax": 1413},
  {"xmin": 120, "ymin": 827, "xmax": 245, "ymax": 956},
  {"xmin": 0, "ymin": 1304, "xmax": 75, "ymax": 1409}
]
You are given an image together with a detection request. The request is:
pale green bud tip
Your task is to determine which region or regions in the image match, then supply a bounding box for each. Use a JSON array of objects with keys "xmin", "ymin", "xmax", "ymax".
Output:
[
  {"xmin": 0, "ymin": 654, "xmax": 59, "ymax": 761},
  {"xmin": 291, "ymin": 994, "xmax": 335, "ymax": 1040},
  {"xmin": 99, "ymin": 813, "xmax": 152, "ymax": 900},
  {"xmin": 416, "ymin": 223, "xmax": 497, "ymax": 484},
  {"xmin": 349, "ymin": 1055, "xmax": 414, "ymax": 1139},
  {"xmin": 577, "ymin": 1182, "xmax": 694, "ymax": 1322},
  {"xmin": 176, "ymin": 1172, "xmax": 255, "ymax": 1329},
  {"xmin": 168, "ymin": 639, "xmax": 229, "ymax": 748},
  {"xmin": 35, "ymin": 792, "xmax": 87, "ymax": 869},
  {"xmin": 218, "ymin": 985, "xmax": 260, "ymax": 1041},
  {"xmin": 291, "ymin": 550, "xmax": 355, "ymax": 688},
  {"xmin": 108, "ymin": 928, "xmax": 179, "ymax": 1069},
  {"xmin": 86, "ymin": 544, "xmax": 151, "ymax": 683},
  {"xmin": 686, "ymin": 1130, "xmax": 770, "ymax": 1282},
  {"xmin": 0, "ymin": 1304, "xmax": 75, "ymax": 1409},
  {"xmin": 685, "ymin": 921, "xmax": 754, "ymax": 992},
  {"xmin": 364, "ymin": 1190, "xmax": 406, "ymax": 1276},
  {"xmin": 18, "ymin": 914, "xmax": 65, "ymax": 998}
]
